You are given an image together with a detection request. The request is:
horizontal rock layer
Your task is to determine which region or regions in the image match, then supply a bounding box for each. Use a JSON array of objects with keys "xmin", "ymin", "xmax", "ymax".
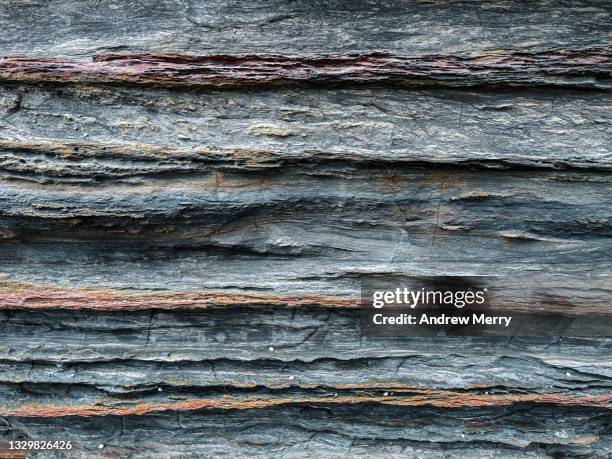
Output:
[
  {"xmin": 1, "ymin": 0, "xmax": 609, "ymax": 57},
  {"xmin": 1, "ymin": 49, "xmax": 610, "ymax": 89},
  {"xmin": 6, "ymin": 404, "xmax": 611, "ymax": 457},
  {"xmin": 2, "ymin": 307, "xmax": 611, "ymax": 363},
  {"xmin": 0, "ymin": 85, "xmax": 610, "ymax": 172},
  {"xmin": 2, "ymin": 305, "xmax": 611, "ymax": 455}
]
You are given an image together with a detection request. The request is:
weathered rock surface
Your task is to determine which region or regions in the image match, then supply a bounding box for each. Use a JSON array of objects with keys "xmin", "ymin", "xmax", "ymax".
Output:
[
  {"xmin": 0, "ymin": 0, "xmax": 610, "ymax": 457},
  {"xmin": 1, "ymin": 0, "xmax": 609, "ymax": 58}
]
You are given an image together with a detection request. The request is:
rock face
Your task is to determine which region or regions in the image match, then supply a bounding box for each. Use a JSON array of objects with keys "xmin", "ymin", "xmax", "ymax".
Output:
[{"xmin": 0, "ymin": 1, "xmax": 610, "ymax": 457}]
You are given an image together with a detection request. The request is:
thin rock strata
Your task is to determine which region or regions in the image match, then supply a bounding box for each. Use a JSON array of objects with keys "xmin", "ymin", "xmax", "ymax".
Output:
[
  {"xmin": 0, "ymin": 49, "xmax": 610, "ymax": 89},
  {"xmin": 5, "ymin": 405, "xmax": 611, "ymax": 457},
  {"xmin": 0, "ymin": 0, "xmax": 611, "ymax": 457}
]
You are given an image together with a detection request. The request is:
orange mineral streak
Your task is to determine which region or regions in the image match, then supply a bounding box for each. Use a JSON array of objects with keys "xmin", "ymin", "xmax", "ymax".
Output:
[
  {"xmin": 0, "ymin": 452, "xmax": 28, "ymax": 459},
  {"xmin": 5, "ymin": 393, "xmax": 611, "ymax": 418},
  {"xmin": 0, "ymin": 281, "xmax": 359, "ymax": 310},
  {"xmin": 0, "ymin": 280, "xmax": 608, "ymax": 314}
]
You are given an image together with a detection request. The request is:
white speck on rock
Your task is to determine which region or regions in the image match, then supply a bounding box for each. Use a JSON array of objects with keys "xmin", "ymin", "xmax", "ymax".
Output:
[{"xmin": 215, "ymin": 332, "xmax": 227, "ymax": 343}]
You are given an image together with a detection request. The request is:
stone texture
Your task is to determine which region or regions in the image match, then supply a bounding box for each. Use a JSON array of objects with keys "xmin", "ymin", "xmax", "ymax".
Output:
[{"xmin": 0, "ymin": 1, "xmax": 610, "ymax": 457}]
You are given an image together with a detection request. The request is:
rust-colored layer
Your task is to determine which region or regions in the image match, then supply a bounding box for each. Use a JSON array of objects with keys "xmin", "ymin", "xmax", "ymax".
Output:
[
  {"xmin": 0, "ymin": 281, "xmax": 359, "ymax": 310},
  {"xmin": 0, "ymin": 48, "xmax": 609, "ymax": 88},
  {"xmin": 0, "ymin": 139, "xmax": 278, "ymax": 168},
  {"xmin": 0, "ymin": 451, "xmax": 28, "ymax": 459},
  {"xmin": 0, "ymin": 450, "xmax": 28, "ymax": 459},
  {"xmin": 1, "ymin": 281, "xmax": 610, "ymax": 314},
  {"xmin": 5, "ymin": 392, "xmax": 611, "ymax": 418}
]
